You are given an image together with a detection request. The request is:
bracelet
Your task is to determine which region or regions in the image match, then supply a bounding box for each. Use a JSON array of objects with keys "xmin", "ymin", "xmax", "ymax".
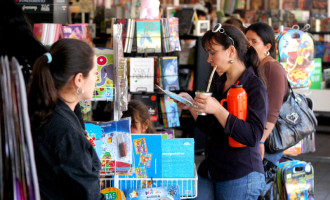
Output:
[{"xmin": 259, "ymin": 141, "xmax": 264, "ymax": 144}]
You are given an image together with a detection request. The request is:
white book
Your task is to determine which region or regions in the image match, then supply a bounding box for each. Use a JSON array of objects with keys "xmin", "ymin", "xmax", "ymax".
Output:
[{"xmin": 129, "ymin": 57, "xmax": 154, "ymax": 92}]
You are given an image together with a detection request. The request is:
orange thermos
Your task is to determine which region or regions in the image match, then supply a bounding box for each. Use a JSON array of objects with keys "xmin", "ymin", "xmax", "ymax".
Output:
[{"xmin": 220, "ymin": 83, "xmax": 247, "ymax": 148}]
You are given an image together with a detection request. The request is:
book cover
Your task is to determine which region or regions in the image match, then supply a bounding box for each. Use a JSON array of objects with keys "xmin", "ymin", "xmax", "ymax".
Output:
[
  {"xmin": 119, "ymin": 134, "xmax": 162, "ymax": 180},
  {"xmin": 129, "ymin": 57, "xmax": 154, "ymax": 92},
  {"xmin": 175, "ymin": 8, "xmax": 195, "ymax": 36},
  {"xmin": 162, "ymin": 138, "xmax": 194, "ymax": 178},
  {"xmin": 136, "ymin": 19, "xmax": 162, "ymax": 53},
  {"xmin": 93, "ymin": 48, "xmax": 114, "ymax": 101},
  {"xmin": 164, "ymin": 96, "xmax": 180, "ymax": 128},
  {"xmin": 131, "ymin": 93, "xmax": 158, "ymax": 122},
  {"xmin": 161, "ymin": 57, "xmax": 180, "ymax": 91},
  {"xmin": 168, "ymin": 17, "xmax": 181, "ymax": 52},
  {"xmin": 84, "ymin": 119, "xmax": 132, "ymax": 174},
  {"xmin": 62, "ymin": 23, "xmax": 92, "ymax": 44}
]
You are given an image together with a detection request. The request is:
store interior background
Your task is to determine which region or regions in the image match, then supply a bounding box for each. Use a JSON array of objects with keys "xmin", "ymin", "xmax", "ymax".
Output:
[{"xmin": 13, "ymin": 0, "xmax": 330, "ymax": 199}]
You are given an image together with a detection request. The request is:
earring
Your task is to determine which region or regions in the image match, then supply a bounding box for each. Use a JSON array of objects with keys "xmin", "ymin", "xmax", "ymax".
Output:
[
  {"xmin": 229, "ymin": 60, "xmax": 234, "ymax": 64},
  {"xmin": 76, "ymin": 87, "xmax": 85, "ymax": 95},
  {"xmin": 264, "ymin": 51, "xmax": 270, "ymax": 56}
]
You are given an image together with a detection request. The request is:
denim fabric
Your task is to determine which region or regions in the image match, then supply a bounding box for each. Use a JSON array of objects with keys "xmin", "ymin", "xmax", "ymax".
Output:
[
  {"xmin": 264, "ymin": 151, "xmax": 284, "ymax": 165},
  {"xmin": 194, "ymin": 174, "xmax": 215, "ymax": 200},
  {"xmin": 262, "ymin": 151, "xmax": 283, "ymax": 200},
  {"xmin": 194, "ymin": 172, "xmax": 265, "ymax": 200}
]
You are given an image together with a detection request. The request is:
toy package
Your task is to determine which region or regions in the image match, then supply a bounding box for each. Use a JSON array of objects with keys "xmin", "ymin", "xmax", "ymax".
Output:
[
  {"xmin": 125, "ymin": 186, "xmax": 180, "ymax": 200},
  {"xmin": 277, "ymin": 29, "xmax": 315, "ymax": 88},
  {"xmin": 277, "ymin": 160, "xmax": 314, "ymax": 200}
]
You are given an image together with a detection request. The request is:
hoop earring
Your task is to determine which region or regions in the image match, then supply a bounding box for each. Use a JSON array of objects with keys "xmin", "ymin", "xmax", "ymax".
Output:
[
  {"xmin": 264, "ymin": 51, "xmax": 270, "ymax": 56},
  {"xmin": 76, "ymin": 87, "xmax": 85, "ymax": 95},
  {"xmin": 229, "ymin": 60, "xmax": 234, "ymax": 64}
]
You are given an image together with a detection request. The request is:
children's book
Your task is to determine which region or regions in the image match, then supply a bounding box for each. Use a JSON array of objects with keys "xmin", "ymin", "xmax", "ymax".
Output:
[
  {"xmin": 119, "ymin": 134, "xmax": 162, "ymax": 181},
  {"xmin": 84, "ymin": 119, "xmax": 132, "ymax": 174},
  {"xmin": 160, "ymin": 57, "xmax": 179, "ymax": 91},
  {"xmin": 125, "ymin": 186, "xmax": 180, "ymax": 200},
  {"xmin": 136, "ymin": 19, "xmax": 162, "ymax": 53},
  {"xmin": 162, "ymin": 138, "xmax": 194, "ymax": 178},
  {"xmin": 164, "ymin": 96, "xmax": 180, "ymax": 128},
  {"xmin": 129, "ymin": 57, "xmax": 154, "ymax": 92},
  {"xmin": 93, "ymin": 48, "xmax": 114, "ymax": 101}
]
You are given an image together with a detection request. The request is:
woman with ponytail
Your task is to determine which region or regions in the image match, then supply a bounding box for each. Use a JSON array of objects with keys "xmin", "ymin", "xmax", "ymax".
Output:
[
  {"xmin": 28, "ymin": 39, "xmax": 104, "ymax": 200},
  {"xmin": 175, "ymin": 24, "xmax": 268, "ymax": 199}
]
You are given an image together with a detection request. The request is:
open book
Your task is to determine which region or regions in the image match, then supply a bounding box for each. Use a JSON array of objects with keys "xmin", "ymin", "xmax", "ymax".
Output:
[{"xmin": 155, "ymin": 84, "xmax": 195, "ymax": 107}]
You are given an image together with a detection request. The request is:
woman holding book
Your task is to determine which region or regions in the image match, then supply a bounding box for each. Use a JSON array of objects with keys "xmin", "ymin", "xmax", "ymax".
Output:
[
  {"xmin": 28, "ymin": 39, "xmax": 104, "ymax": 200},
  {"xmin": 176, "ymin": 24, "xmax": 268, "ymax": 199},
  {"xmin": 245, "ymin": 22, "xmax": 288, "ymax": 164}
]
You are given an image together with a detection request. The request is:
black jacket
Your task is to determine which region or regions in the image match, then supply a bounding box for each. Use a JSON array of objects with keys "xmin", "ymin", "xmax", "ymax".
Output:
[
  {"xmin": 196, "ymin": 67, "xmax": 268, "ymax": 181},
  {"xmin": 33, "ymin": 99, "xmax": 104, "ymax": 200}
]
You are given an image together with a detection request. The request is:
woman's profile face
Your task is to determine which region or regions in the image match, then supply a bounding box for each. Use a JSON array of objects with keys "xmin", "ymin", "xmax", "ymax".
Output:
[
  {"xmin": 82, "ymin": 55, "xmax": 98, "ymax": 100},
  {"xmin": 205, "ymin": 41, "xmax": 231, "ymax": 75},
  {"xmin": 246, "ymin": 30, "xmax": 269, "ymax": 61}
]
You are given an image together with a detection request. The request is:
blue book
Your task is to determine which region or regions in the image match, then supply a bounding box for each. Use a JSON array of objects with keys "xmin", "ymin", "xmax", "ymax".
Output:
[
  {"xmin": 164, "ymin": 96, "xmax": 180, "ymax": 128},
  {"xmin": 161, "ymin": 56, "xmax": 179, "ymax": 91},
  {"xmin": 162, "ymin": 138, "xmax": 194, "ymax": 178},
  {"xmin": 160, "ymin": 138, "xmax": 196, "ymax": 197}
]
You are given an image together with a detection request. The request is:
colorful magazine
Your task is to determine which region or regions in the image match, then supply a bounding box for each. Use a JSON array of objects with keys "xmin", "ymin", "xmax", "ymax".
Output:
[
  {"xmin": 84, "ymin": 119, "xmax": 132, "ymax": 174},
  {"xmin": 93, "ymin": 48, "xmax": 114, "ymax": 101}
]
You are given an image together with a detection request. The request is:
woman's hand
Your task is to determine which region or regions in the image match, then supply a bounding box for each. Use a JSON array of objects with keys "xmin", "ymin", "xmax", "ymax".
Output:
[
  {"xmin": 173, "ymin": 92, "xmax": 194, "ymax": 110},
  {"xmin": 194, "ymin": 93, "xmax": 221, "ymax": 115}
]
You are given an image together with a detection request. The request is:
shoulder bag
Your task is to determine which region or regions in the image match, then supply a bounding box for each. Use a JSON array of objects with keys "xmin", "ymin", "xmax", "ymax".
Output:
[{"xmin": 265, "ymin": 83, "xmax": 318, "ymax": 153}]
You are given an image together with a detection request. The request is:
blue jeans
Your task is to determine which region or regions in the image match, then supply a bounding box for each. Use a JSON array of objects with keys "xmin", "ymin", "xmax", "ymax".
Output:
[
  {"xmin": 264, "ymin": 151, "xmax": 283, "ymax": 165},
  {"xmin": 194, "ymin": 172, "xmax": 265, "ymax": 200}
]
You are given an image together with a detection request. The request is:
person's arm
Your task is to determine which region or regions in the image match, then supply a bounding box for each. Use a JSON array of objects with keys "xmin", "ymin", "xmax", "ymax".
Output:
[
  {"xmin": 259, "ymin": 62, "xmax": 288, "ymax": 158},
  {"xmin": 259, "ymin": 121, "xmax": 275, "ymax": 159}
]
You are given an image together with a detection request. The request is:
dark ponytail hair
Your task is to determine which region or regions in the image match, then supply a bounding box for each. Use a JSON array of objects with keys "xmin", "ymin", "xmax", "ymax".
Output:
[
  {"xmin": 28, "ymin": 39, "xmax": 94, "ymax": 131},
  {"xmin": 202, "ymin": 24, "xmax": 262, "ymax": 78},
  {"xmin": 245, "ymin": 22, "xmax": 276, "ymax": 58}
]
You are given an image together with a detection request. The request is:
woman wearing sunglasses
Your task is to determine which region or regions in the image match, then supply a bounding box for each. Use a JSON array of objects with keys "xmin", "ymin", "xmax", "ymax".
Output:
[{"xmin": 176, "ymin": 24, "xmax": 268, "ymax": 199}]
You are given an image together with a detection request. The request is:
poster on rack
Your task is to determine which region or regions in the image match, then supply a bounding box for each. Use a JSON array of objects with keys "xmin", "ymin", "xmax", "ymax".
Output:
[
  {"xmin": 85, "ymin": 119, "xmax": 132, "ymax": 174},
  {"xmin": 93, "ymin": 48, "xmax": 114, "ymax": 101}
]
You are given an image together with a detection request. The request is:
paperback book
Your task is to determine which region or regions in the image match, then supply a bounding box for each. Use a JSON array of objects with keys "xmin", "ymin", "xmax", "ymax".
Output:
[
  {"xmin": 136, "ymin": 19, "xmax": 162, "ymax": 53},
  {"xmin": 129, "ymin": 57, "xmax": 154, "ymax": 92}
]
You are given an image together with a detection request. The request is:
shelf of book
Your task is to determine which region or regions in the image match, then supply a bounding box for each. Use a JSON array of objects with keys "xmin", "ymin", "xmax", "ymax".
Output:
[{"xmin": 100, "ymin": 167, "xmax": 198, "ymax": 199}]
